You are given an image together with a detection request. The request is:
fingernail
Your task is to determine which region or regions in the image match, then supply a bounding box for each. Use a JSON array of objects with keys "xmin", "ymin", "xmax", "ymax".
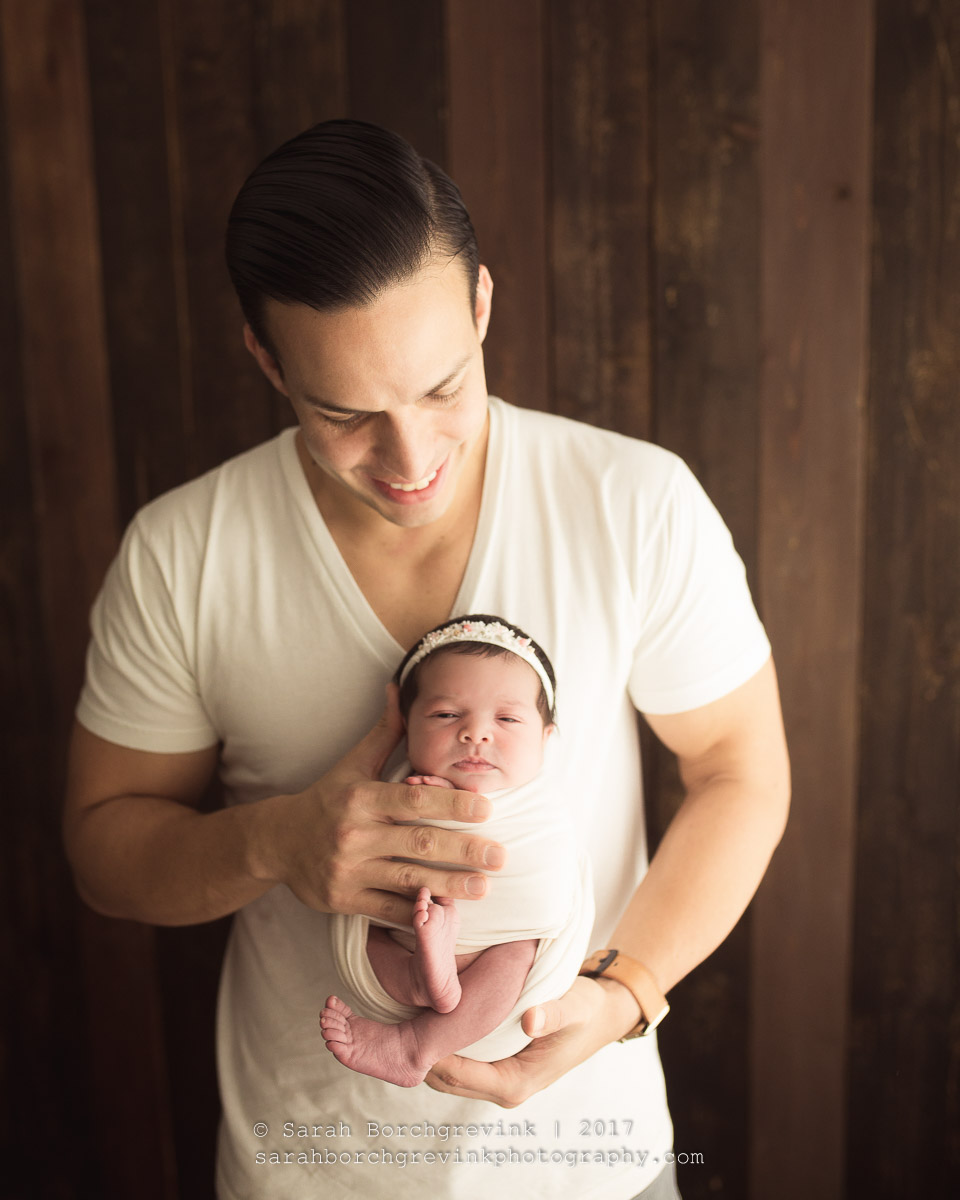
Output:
[
  {"xmin": 466, "ymin": 876, "xmax": 485, "ymax": 896},
  {"xmin": 484, "ymin": 846, "xmax": 505, "ymax": 868},
  {"xmin": 530, "ymin": 1009, "xmax": 544, "ymax": 1035}
]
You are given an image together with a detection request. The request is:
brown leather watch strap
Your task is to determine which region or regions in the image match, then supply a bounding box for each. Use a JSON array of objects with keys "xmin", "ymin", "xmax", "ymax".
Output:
[{"xmin": 579, "ymin": 949, "xmax": 670, "ymax": 1040}]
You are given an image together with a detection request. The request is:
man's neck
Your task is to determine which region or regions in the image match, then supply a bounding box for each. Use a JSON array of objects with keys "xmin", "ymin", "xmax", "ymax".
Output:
[{"xmin": 294, "ymin": 424, "xmax": 488, "ymax": 561}]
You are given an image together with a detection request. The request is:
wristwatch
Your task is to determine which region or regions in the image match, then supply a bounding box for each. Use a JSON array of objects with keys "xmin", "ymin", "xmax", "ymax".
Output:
[{"xmin": 579, "ymin": 949, "xmax": 670, "ymax": 1041}]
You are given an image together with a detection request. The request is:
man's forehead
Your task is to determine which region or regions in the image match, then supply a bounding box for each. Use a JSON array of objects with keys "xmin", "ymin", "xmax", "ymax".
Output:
[
  {"xmin": 262, "ymin": 257, "xmax": 472, "ymax": 345},
  {"xmin": 262, "ymin": 269, "xmax": 474, "ymax": 393}
]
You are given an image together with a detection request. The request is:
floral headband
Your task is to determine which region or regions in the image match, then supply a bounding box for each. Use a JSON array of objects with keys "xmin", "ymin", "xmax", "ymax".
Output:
[{"xmin": 397, "ymin": 618, "xmax": 555, "ymax": 711}]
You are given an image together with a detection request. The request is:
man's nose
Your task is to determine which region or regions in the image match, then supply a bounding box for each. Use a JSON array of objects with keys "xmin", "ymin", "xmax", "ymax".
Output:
[{"xmin": 375, "ymin": 409, "xmax": 434, "ymax": 482}]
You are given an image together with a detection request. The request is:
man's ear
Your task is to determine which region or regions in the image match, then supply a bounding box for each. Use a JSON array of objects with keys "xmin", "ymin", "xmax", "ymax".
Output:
[
  {"xmin": 475, "ymin": 265, "xmax": 494, "ymax": 343},
  {"xmin": 243, "ymin": 323, "xmax": 288, "ymax": 396}
]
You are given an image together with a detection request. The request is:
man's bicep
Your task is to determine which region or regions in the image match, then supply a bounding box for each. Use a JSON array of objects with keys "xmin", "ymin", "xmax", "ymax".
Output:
[
  {"xmin": 64, "ymin": 720, "xmax": 219, "ymax": 842},
  {"xmin": 642, "ymin": 656, "xmax": 789, "ymax": 792}
]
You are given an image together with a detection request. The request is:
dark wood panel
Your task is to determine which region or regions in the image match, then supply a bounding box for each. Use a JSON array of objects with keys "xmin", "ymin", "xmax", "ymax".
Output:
[
  {"xmin": 84, "ymin": 0, "xmax": 191, "ymax": 523},
  {"xmin": 753, "ymin": 1, "xmax": 874, "ymax": 1197},
  {"xmin": 547, "ymin": 0, "xmax": 653, "ymax": 438},
  {"xmin": 166, "ymin": 0, "xmax": 275, "ymax": 476},
  {"xmin": 0, "ymin": 2, "xmax": 176, "ymax": 1197},
  {"xmin": 0, "ymin": 18, "xmax": 97, "ymax": 1198},
  {"xmin": 255, "ymin": 0, "xmax": 347, "ymax": 153},
  {"xmin": 345, "ymin": 0, "xmax": 446, "ymax": 167},
  {"xmin": 849, "ymin": 2, "xmax": 960, "ymax": 1195},
  {"xmin": 649, "ymin": 5, "xmax": 761, "ymax": 1195},
  {"xmin": 445, "ymin": 0, "xmax": 549, "ymax": 411}
]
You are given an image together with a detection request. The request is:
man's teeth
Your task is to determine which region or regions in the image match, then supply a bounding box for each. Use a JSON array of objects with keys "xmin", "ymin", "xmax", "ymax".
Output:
[{"xmin": 386, "ymin": 468, "xmax": 438, "ymax": 492}]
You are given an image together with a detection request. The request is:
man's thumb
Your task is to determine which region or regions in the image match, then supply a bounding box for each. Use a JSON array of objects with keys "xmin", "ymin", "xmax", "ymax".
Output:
[
  {"xmin": 347, "ymin": 683, "xmax": 405, "ymax": 779},
  {"xmin": 522, "ymin": 1002, "xmax": 561, "ymax": 1038}
]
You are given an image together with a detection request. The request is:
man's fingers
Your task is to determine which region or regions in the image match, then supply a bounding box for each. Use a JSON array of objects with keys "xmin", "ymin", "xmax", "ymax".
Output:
[
  {"xmin": 355, "ymin": 887, "xmax": 416, "ymax": 927},
  {"xmin": 383, "ymin": 859, "xmax": 491, "ymax": 902},
  {"xmin": 390, "ymin": 820, "xmax": 505, "ymax": 872},
  {"xmin": 398, "ymin": 781, "xmax": 491, "ymax": 822}
]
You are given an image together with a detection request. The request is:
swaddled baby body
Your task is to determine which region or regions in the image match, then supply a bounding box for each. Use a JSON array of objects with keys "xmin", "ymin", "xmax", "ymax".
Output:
[{"xmin": 321, "ymin": 615, "xmax": 578, "ymax": 1088}]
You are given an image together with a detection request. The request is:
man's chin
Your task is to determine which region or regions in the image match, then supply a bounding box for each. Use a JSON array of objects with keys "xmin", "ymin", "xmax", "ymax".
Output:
[{"xmin": 365, "ymin": 492, "xmax": 453, "ymax": 528}]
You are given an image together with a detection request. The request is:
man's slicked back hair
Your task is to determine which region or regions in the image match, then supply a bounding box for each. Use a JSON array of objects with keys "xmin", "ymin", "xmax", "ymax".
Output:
[{"xmin": 225, "ymin": 119, "xmax": 480, "ymax": 357}]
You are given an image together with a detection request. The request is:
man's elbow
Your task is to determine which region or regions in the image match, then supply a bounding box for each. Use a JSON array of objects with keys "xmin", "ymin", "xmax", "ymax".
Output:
[
  {"xmin": 70, "ymin": 874, "xmax": 122, "ymax": 919},
  {"xmin": 63, "ymin": 844, "xmax": 128, "ymax": 920},
  {"xmin": 773, "ymin": 773, "xmax": 792, "ymax": 843},
  {"xmin": 62, "ymin": 810, "xmax": 132, "ymax": 921},
  {"xmin": 765, "ymin": 755, "xmax": 792, "ymax": 847}
]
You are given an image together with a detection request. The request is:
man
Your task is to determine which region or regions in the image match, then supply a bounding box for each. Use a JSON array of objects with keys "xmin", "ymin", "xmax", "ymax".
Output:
[{"xmin": 64, "ymin": 120, "xmax": 790, "ymax": 1200}]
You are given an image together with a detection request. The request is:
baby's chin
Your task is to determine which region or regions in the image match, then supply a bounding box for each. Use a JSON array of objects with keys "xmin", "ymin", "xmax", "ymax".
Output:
[{"xmin": 444, "ymin": 766, "xmax": 529, "ymax": 794}]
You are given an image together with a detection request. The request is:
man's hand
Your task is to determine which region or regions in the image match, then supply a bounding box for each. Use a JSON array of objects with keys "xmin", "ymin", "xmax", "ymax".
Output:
[
  {"xmin": 423, "ymin": 974, "xmax": 642, "ymax": 1107},
  {"xmin": 253, "ymin": 685, "xmax": 506, "ymax": 926}
]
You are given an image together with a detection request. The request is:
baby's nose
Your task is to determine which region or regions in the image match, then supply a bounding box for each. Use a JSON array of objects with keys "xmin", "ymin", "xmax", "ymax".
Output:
[{"xmin": 459, "ymin": 725, "xmax": 490, "ymax": 743}]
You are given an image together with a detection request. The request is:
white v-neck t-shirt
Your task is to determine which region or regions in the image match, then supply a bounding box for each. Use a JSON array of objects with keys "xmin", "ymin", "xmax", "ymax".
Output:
[{"xmin": 77, "ymin": 397, "xmax": 770, "ymax": 1200}]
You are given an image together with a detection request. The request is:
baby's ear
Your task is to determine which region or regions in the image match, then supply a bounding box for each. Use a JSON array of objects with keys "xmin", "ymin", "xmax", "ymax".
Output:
[{"xmin": 543, "ymin": 722, "xmax": 556, "ymax": 741}]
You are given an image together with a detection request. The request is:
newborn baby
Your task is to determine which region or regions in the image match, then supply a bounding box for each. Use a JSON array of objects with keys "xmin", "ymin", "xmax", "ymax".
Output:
[{"xmin": 321, "ymin": 615, "xmax": 590, "ymax": 1088}]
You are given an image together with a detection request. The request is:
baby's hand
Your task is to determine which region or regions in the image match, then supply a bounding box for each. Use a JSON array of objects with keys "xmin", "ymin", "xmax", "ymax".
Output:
[{"xmin": 404, "ymin": 774, "xmax": 456, "ymax": 790}]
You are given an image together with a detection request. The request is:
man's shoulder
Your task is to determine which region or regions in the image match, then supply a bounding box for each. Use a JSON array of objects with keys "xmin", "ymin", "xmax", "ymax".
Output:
[
  {"xmin": 494, "ymin": 397, "xmax": 684, "ymax": 495},
  {"xmin": 134, "ymin": 429, "xmax": 292, "ymax": 534}
]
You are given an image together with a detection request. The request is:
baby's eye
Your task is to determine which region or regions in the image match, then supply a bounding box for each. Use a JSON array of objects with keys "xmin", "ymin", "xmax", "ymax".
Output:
[
  {"xmin": 497, "ymin": 716, "xmax": 520, "ymax": 724},
  {"xmin": 432, "ymin": 711, "xmax": 459, "ymax": 720}
]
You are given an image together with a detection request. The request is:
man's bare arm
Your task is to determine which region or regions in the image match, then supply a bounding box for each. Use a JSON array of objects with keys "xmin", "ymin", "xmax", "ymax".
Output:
[
  {"xmin": 426, "ymin": 656, "xmax": 791, "ymax": 1104},
  {"xmin": 608, "ymin": 653, "xmax": 790, "ymax": 996},
  {"xmin": 64, "ymin": 723, "xmax": 274, "ymax": 924},
  {"xmin": 63, "ymin": 689, "xmax": 505, "ymax": 928}
]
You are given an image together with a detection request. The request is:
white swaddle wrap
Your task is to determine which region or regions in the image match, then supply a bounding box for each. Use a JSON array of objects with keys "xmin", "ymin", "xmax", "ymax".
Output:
[{"xmin": 329, "ymin": 740, "xmax": 594, "ymax": 1061}]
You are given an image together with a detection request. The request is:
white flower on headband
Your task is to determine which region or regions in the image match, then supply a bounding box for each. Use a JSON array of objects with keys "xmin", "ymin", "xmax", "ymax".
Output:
[{"xmin": 399, "ymin": 619, "xmax": 555, "ymax": 710}]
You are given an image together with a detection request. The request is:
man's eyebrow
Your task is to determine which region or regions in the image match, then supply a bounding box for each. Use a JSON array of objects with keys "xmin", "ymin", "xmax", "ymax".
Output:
[{"xmin": 303, "ymin": 353, "xmax": 473, "ymax": 415}]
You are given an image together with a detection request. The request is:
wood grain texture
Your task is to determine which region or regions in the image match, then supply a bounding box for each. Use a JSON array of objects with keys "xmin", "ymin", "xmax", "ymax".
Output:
[
  {"xmin": 547, "ymin": 0, "xmax": 653, "ymax": 437},
  {"xmin": 848, "ymin": 2, "xmax": 960, "ymax": 1195},
  {"xmin": 84, "ymin": 0, "xmax": 191, "ymax": 522},
  {"xmin": 753, "ymin": 1, "xmax": 874, "ymax": 1197},
  {"xmin": 445, "ymin": 0, "xmax": 550, "ymax": 410},
  {"xmin": 0, "ymin": 20, "xmax": 96, "ymax": 1197},
  {"xmin": 346, "ymin": 0, "xmax": 446, "ymax": 167},
  {"xmin": 0, "ymin": 1, "xmax": 176, "ymax": 1196},
  {"xmin": 255, "ymin": 0, "xmax": 347, "ymax": 153},
  {"xmin": 650, "ymin": 5, "xmax": 761, "ymax": 1194},
  {"xmin": 164, "ymin": 0, "xmax": 275, "ymax": 477}
]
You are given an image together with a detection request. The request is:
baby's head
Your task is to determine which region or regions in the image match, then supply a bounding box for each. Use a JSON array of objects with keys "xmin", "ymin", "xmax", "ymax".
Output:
[{"xmin": 396, "ymin": 616, "xmax": 557, "ymax": 793}]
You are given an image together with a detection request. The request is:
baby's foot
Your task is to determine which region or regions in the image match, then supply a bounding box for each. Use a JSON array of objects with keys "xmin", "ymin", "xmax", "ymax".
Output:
[
  {"xmin": 320, "ymin": 995, "xmax": 428, "ymax": 1088},
  {"xmin": 410, "ymin": 887, "xmax": 462, "ymax": 1012}
]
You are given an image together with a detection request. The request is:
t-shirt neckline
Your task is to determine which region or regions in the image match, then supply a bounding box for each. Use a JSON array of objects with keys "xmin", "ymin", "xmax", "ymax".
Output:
[{"xmin": 276, "ymin": 397, "xmax": 506, "ymax": 662}]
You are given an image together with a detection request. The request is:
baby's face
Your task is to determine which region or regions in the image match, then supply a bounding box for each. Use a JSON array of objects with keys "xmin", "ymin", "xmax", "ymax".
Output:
[{"xmin": 406, "ymin": 651, "xmax": 554, "ymax": 792}]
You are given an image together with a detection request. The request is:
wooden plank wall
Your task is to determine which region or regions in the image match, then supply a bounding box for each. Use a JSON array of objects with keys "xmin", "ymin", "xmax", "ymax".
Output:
[
  {"xmin": 1, "ymin": 2, "xmax": 957, "ymax": 1198},
  {"xmin": 753, "ymin": 2, "xmax": 873, "ymax": 1197}
]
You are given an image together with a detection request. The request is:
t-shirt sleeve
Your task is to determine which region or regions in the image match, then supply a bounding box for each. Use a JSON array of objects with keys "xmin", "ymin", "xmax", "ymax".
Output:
[
  {"xmin": 75, "ymin": 516, "xmax": 219, "ymax": 752},
  {"xmin": 628, "ymin": 458, "xmax": 771, "ymax": 714}
]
